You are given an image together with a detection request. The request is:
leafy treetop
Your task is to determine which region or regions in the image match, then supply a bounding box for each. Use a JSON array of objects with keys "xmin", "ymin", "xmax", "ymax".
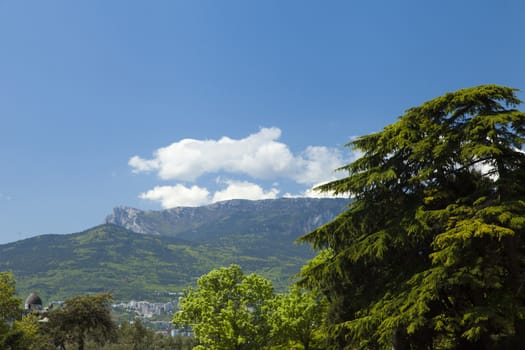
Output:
[{"xmin": 173, "ymin": 264, "xmax": 275, "ymax": 350}]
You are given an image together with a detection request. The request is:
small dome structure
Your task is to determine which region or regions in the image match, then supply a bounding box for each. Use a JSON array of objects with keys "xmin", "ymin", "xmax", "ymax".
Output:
[{"xmin": 25, "ymin": 292, "xmax": 43, "ymax": 311}]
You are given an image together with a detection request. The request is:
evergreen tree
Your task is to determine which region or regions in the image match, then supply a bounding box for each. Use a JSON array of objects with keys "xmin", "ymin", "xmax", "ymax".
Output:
[{"xmin": 299, "ymin": 85, "xmax": 525, "ymax": 349}]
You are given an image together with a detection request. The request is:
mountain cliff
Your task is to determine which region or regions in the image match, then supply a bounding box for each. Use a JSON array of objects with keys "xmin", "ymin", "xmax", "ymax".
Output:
[{"xmin": 105, "ymin": 198, "xmax": 347, "ymax": 242}]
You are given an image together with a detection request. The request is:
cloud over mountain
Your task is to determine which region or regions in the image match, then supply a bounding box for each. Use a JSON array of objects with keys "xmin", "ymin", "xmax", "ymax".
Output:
[
  {"xmin": 138, "ymin": 184, "xmax": 211, "ymax": 208},
  {"xmin": 130, "ymin": 127, "xmax": 350, "ymax": 208}
]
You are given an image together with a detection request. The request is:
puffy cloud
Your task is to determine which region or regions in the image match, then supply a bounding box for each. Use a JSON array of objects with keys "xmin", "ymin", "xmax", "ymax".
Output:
[
  {"xmin": 131, "ymin": 127, "xmax": 357, "ymax": 208},
  {"xmin": 139, "ymin": 185, "xmax": 210, "ymax": 208},
  {"xmin": 212, "ymin": 180, "xmax": 279, "ymax": 202},
  {"xmin": 292, "ymin": 146, "xmax": 344, "ymax": 185},
  {"xmin": 139, "ymin": 180, "xmax": 280, "ymax": 208},
  {"xmin": 129, "ymin": 127, "xmax": 345, "ymax": 186}
]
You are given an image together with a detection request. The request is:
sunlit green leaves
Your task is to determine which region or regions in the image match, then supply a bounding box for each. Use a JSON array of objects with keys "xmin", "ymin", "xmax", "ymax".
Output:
[
  {"xmin": 0, "ymin": 272, "xmax": 20, "ymax": 322},
  {"xmin": 173, "ymin": 265, "xmax": 274, "ymax": 350}
]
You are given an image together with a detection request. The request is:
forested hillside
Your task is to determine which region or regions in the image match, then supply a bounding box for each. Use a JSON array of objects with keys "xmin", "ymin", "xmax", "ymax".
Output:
[{"xmin": 0, "ymin": 198, "xmax": 348, "ymax": 302}]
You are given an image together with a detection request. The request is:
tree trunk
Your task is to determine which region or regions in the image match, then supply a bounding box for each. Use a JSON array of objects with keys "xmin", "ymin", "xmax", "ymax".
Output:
[{"xmin": 392, "ymin": 328, "xmax": 409, "ymax": 350}]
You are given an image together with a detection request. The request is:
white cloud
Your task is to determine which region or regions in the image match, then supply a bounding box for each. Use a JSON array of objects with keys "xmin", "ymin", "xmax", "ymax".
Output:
[
  {"xmin": 292, "ymin": 146, "xmax": 344, "ymax": 185},
  {"xmin": 129, "ymin": 127, "xmax": 346, "ymax": 186},
  {"xmin": 139, "ymin": 185, "xmax": 210, "ymax": 208},
  {"xmin": 131, "ymin": 127, "xmax": 358, "ymax": 208},
  {"xmin": 129, "ymin": 157, "xmax": 159, "ymax": 173},
  {"xmin": 139, "ymin": 180, "xmax": 280, "ymax": 209},
  {"xmin": 212, "ymin": 180, "xmax": 279, "ymax": 202}
]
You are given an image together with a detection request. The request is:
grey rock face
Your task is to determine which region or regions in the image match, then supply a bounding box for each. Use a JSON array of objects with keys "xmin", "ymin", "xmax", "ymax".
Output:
[{"xmin": 105, "ymin": 198, "xmax": 349, "ymax": 242}]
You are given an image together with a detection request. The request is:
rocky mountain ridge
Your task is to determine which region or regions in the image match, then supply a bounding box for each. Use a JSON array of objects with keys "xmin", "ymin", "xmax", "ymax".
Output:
[{"xmin": 105, "ymin": 198, "xmax": 349, "ymax": 241}]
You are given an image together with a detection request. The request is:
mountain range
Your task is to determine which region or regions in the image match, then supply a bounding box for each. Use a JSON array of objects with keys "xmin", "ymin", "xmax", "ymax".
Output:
[{"xmin": 0, "ymin": 198, "xmax": 348, "ymax": 302}]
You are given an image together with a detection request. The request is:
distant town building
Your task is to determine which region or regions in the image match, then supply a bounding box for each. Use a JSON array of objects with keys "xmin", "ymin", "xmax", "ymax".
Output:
[
  {"xmin": 171, "ymin": 326, "xmax": 194, "ymax": 337},
  {"xmin": 112, "ymin": 300, "xmax": 175, "ymax": 318},
  {"xmin": 23, "ymin": 292, "xmax": 50, "ymax": 323},
  {"xmin": 24, "ymin": 292, "xmax": 43, "ymax": 313}
]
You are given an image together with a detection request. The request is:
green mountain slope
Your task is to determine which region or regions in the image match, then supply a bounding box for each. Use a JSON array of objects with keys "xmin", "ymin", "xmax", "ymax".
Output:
[{"xmin": 0, "ymin": 198, "xmax": 348, "ymax": 302}]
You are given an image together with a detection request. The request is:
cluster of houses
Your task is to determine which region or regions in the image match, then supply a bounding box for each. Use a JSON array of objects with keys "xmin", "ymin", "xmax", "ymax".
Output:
[
  {"xmin": 24, "ymin": 291, "xmax": 178, "ymax": 319},
  {"xmin": 112, "ymin": 300, "xmax": 175, "ymax": 318},
  {"xmin": 23, "ymin": 291, "xmax": 192, "ymax": 337}
]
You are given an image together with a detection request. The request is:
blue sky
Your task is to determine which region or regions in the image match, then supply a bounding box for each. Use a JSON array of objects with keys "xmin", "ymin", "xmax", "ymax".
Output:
[{"xmin": 0, "ymin": 0, "xmax": 524, "ymax": 244}]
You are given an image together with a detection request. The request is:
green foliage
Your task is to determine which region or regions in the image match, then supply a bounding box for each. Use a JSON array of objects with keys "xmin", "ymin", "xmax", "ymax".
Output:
[
  {"xmin": 45, "ymin": 293, "xmax": 117, "ymax": 350},
  {"xmin": 270, "ymin": 285, "xmax": 328, "ymax": 350},
  {"xmin": 0, "ymin": 272, "xmax": 23, "ymax": 349},
  {"xmin": 12, "ymin": 314, "xmax": 55, "ymax": 350},
  {"xmin": 0, "ymin": 228, "xmax": 236, "ymax": 301},
  {"xmin": 0, "ymin": 200, "xmax": 345, "ymax": 301},
  {"xmin": 299, "ymin": 85, "xmax": 525, "ymax": 349},
  {"xmin": 0, "ymin": 272, "xmax": 21, "ymax": 322},
  {"xmin": 173, "ymin": 265, "xmax": 275, "ymax": 350},
  {"xmin": 84, "ymin": 318, "xmax": 197, "ymax": 350},
  {"xmin": 116, "ymin": 319, "xmax": 154, "ymax": 350},
  {"xmin": 174, "ymin": 265, "xmax": 330, "ymax": 350},
  {"xmin": 0, "ymin": 271, "xmax": 195, "ymax": 349},
  {"xmin": 0, "ymin": 272, "xmax": 55, "ymax": 350}
]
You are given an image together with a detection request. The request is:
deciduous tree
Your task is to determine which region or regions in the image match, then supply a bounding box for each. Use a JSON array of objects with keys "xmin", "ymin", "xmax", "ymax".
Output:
[
  {"xmin": 13, "ymin": 314, "xmax": 55, "ymax": 350},
  {"xmin": 46, "ymin": 293, "xmax": 116, "ymax": 350},
  {"xmin": 0, "ymin": 272, "xmax": 23, "ymax": 349},
  {"xmin": 0, "ymin": 272, "xmax": 20, "ymax": 324},
  {"xmin": 173, "ymin": 264, "xmax": 274, "ymax": 350},
  {"xmin": 270, "ymin": 285, "xmax": 327, "ymax": 350}
]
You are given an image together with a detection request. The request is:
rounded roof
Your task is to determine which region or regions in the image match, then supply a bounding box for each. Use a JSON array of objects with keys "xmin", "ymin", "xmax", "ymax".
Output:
[{"xmin": 25, "ymin": 292, "xmax": 43, "ymax": 306}]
